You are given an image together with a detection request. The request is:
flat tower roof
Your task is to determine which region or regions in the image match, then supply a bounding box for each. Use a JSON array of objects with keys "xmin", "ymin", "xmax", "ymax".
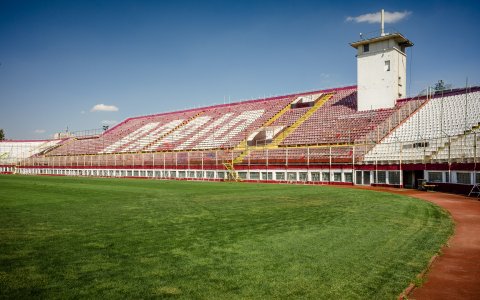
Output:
[{"xmin": 350, "ymin": 33, "xmax": 414, "ymax": 49}]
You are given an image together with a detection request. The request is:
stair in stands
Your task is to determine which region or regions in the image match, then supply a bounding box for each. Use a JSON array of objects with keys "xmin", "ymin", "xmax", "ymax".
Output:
[
  {"xmin": 235, "ymin": 96, "xmax": 296, "ymax": 150},
  {"xmin": 262, "ymin": 98, "xmax": 295, "ymax": 127},
  {"xmin": 223, "ymin": 162, "xmax": 241, "ymax": 181},
  {"xmin": 270, "ymin": 93, "xmax": 334, "ymax": 146},
  {"xmin": 425, "ymin": 122, "xmax": 480, "ymax": 162},
  {"xmin": 232, "ymin": 148, "xmax": 250, "ymax": 164},
  {"xmin": 40, "ymin": 143, "xmax": 66, "ymax": 156},
  {"xmin": 45, "ymin": 138, "xmax": 78, "ymax": 157},
  {"xmin": 139, "ymin": 110, "xmax": 205, "ymax": 152},
  {"xmin": 355, "ymin": 97, "xmax": 429, "ymax": 163},
  {"xmin": 230, "ymin": 93, "xmax": 334, "ymax": 164},
  {"xmin": 228, "ymin": 97, "xmax": 297, "ymax": 164},
  {"xmin": 363, "ymin": 97, "xmax": 429, "ymax": 145},
  {"xmin": 229, "ymin": 94, "xmax": 335, "ymax": 164}
]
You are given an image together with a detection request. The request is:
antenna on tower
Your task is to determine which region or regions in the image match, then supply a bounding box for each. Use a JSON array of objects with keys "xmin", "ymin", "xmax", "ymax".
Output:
[{"xmin": 381, "ymin": 9, "xmax": 385, "ymax": 36}]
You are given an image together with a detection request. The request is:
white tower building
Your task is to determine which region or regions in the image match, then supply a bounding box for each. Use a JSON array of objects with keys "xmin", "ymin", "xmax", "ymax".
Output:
[{"xmin": 350, "ymin": 9, "xmax": 413, "ymax": 111}]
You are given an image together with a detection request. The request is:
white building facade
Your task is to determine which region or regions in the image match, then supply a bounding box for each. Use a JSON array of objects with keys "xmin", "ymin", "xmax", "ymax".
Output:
[{"xmin": 351, "ymin": 33, "xmax": 413, "ymax": 111}]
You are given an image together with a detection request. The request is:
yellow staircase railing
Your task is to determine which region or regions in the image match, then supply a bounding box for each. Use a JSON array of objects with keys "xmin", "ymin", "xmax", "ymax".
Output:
[
  {"xmin": 262, "ymin": 99, "xmax": 294, "ymax": 127},
  {"xmin": 232, "ymin": 149, "xmax": 250, "ymax": 164},
  {"xmin": 232, "ymin": 96, "xmax": 295, "ymax": 153},
  {"xmin": 223, "ymin": 162, "xmax": 241, "ymax": 181},
  {"xmin": 228, "ymin": 93, "xmax": 334, "ymax": 164},
  {"xmin": 270, "ymin": 93, "xmax": 334, "ymax": 146},
  {"xmin": 228, "ymin": 97, "xmax": 298, "ymax": 164}
]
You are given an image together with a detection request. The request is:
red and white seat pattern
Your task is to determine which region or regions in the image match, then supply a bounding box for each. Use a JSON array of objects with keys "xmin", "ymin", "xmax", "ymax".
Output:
[
  {"xmin": 279, "ymin": 88, "xmax": 408, "ymax": 145},
  {"xmin": 363, "ymin": 90, "xmax": 480, "ymax": 162}
]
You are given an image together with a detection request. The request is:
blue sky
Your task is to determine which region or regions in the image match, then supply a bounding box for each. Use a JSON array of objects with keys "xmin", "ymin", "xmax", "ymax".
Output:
[{"xmin": 1, "ymin": 0, "xmax": 479, "ymax": 139}]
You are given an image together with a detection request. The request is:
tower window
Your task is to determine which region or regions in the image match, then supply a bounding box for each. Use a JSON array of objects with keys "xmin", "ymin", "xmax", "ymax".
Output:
[
  {"xmin": 385, "ymin": 60, "xmax": 391, "ymax": 71},
  {"xmin": 363, "ymin": 44, "xmax": 369, "ymax": 52}
]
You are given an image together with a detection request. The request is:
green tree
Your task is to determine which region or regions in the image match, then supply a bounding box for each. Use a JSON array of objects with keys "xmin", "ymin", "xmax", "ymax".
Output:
[
  {"xmin": 0, "ymin": 129, "xmax": 4, "ymax": 140},
  {"xmin": 434, "ymin": 80, "xmax": 446, "ymax": 91}
]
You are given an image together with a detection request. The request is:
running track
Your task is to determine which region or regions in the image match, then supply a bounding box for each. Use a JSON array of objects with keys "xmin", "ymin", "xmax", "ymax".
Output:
[{"xmin": 359, "ymin": 187, "xmax": 480, "ymax": 299}]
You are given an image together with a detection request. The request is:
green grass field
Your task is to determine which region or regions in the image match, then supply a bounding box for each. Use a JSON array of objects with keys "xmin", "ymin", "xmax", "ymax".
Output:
[{"xmin": 0, "ymin": 175, "xmax": 452, "ymax": 299}]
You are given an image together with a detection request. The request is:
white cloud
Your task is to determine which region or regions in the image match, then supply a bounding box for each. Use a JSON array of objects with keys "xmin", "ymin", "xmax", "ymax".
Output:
[
  {"xmin": 91, "ymin": 104, "xmax": 119, "ymax": 112},
  {"xmin": 346, "ymin": 10, "xmax": 411, "ymax": 24},
  {"xmin": 101, "ymin": 120, "xmax": 117, "ymax": 125},
  {"xmin": 34, "ymin": 129, "xmax": 46, "ymax": 134},
  {"xmin": 320, "ymin": 73, "xmax": 331, "ymax": 79}
]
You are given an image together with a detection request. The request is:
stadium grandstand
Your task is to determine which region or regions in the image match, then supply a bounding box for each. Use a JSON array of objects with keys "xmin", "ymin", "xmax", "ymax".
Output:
[{"xmin": 1, "ymin": 15, "xmax": 479, "ymax": 195}]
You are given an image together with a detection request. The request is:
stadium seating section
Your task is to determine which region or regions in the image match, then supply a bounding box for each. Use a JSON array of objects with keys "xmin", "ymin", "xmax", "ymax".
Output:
[
  {"xmin": 2, "ymin": 86, "xmax": 479, "ymax": 177},
  {"xmin": 0, "ymin": 140, "xmax": 62, "ymax": 164},
  {"xmin": 363, "ymin": 89, "xmax": 480, "ymax": 163}
]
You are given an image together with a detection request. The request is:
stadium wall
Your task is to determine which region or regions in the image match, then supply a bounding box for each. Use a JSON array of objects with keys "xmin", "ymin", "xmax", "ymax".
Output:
[{"xmin": 13, "ymin": 163, "xmax": 480, "ymax": 192}]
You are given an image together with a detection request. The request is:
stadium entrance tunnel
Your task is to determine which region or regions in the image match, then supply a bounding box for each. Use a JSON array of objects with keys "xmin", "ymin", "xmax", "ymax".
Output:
[
  {"xmin": 403, "ymin": 170, "xmax": 425, "ymax": 189},
  {"xmin": 246, "ymin": 126, "xmax": 285, "ymax": 146}
]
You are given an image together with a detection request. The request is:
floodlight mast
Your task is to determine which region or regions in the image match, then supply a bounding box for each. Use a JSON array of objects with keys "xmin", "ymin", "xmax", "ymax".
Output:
[{"xmin": 381, "ymin": 9, "xmax": 385, "ymax": 36}]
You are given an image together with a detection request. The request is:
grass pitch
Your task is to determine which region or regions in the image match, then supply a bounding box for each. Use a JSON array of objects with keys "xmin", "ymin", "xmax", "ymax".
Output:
[{"xmin": 0, "ymin": 175, "xmax": 452, "ymax": 299}]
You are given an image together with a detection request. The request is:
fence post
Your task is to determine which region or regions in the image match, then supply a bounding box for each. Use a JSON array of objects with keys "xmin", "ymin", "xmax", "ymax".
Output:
[
  {"xmin": 399, "ymin": 141, "xmax": 403, "ymax": 187},
  {"xmin": 474, "ymin": 132, "xmax": 477, "ymax": 165}
]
